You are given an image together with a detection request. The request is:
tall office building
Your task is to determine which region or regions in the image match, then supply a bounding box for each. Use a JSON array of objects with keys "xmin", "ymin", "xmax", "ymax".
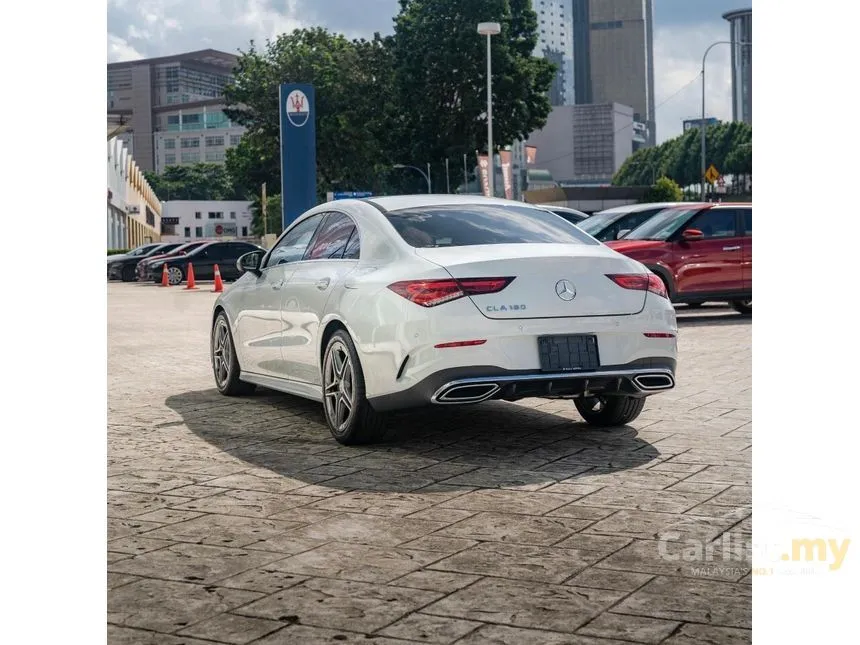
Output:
[
  {"xmin": 572, "ymin": 0, "xmax": 655, "ymax": 146},
  {"xmin": 724, "ymin": 8, "xmax": 752, "ymax": 124},
  {"xmin": 107, "ymin": 50, "xmax": 244, "ymax": 172},
  {"xmin": 532, "ymin": 0, "xmax": 574, "ymax": 106}
]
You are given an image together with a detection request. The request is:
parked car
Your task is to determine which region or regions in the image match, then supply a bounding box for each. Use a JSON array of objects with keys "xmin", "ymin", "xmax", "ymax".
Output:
[
  {"xmin": 108, "ymin": 243, "xmax": 182, "ymax": 282},
  {"xmin": 149, "ymin": 241, "xmax": 265, "ymax": 284},
  {"xmin": 577, "ymin": 202, "xmax": 695, "ymax": 242},
  {"xmin": 209, "ymin": 195, "xmax": 678, "ymax": 445},
  {"xmin": 606, "ymin": 202, "xmax": 752, "ymax": 314},
  {"xmin": 537, "ymin": 204, "xmax": 590, "ymax": 224},
  {"xmin": 107, "ymin": 243, "xmax": 162, "ymax": 264},
  {"xmin": 136, "ymin": 241, "xmax": 207, "ymax": 282}
]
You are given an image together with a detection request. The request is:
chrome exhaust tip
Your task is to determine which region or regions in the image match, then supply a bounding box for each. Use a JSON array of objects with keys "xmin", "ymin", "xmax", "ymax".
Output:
[
  {"xmin": 436, "ymin": 382, "xmax": 500, "ymax": 404},
  {"xmin": 632, "ymin": 373, "xmax": 675, "ymax": 391}
]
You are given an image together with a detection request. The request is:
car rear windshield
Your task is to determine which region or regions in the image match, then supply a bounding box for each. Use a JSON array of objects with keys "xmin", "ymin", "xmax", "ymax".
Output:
[{"xmin": 385, "ymin": 204, "xmax": 600, "ymax": 248}]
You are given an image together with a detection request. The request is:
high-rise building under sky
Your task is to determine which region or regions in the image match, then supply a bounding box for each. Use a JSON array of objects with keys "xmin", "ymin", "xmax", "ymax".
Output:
[
  {"xmin": 572, "ymin": 0, "xmax": 656, "ymax": 146},
  {"xmin": 724, "ymin": 8, "xmax": 752, "ymax": 125},
  {"xmin": 532, "ymin": 0, "xmax": 574, "ymax": 106}
]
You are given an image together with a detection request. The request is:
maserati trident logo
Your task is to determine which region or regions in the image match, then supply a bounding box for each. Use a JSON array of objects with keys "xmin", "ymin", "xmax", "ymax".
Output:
[{"xmin": 555, "ymin": 279, "xmax": 576, "ymax": 301}]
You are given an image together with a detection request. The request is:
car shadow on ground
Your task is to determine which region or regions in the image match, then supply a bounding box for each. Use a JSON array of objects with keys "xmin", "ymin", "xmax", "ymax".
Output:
[
  {"xmin": 164, "ymin": 388, "xmax": 661, "ymax": 494},
  {"xmin": 676, "ymin": 312, "xmax": 751, "ymax": 327}
]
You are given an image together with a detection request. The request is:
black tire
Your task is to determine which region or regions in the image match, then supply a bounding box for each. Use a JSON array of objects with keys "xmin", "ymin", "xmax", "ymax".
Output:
[
  {"xmin": 211, "ymin": 312, "xmax": 256, "ymax": 396},
  {"xmin": 574, "ymin": 395, "xmax": 646, "ymax": 427},
  {"xmin": 322, "ymin": 330, "xmax": 387, "ymax": 445},
  {"xmin": 121, "ymin": 265, "xmax": 136, "ymax": 282},
  {"xmin": 731, "ymin": 299, "xmax": 752, "ymax": 315}
]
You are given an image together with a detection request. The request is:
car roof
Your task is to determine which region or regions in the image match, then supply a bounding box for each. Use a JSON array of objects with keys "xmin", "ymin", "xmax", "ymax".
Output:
[
  {"xmin": 365, "ymin": 194, "xmax": 538, "ymax": 212},
  {"xmin": 596, "ymin": 202, "xmax": 701, "ymax": 215},
  {"xmin": 537, "ymin": 204, "xmax": 588, "ymax": 215}
]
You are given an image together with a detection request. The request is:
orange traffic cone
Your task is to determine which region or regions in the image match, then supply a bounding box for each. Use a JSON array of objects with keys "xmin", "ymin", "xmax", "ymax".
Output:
[
  {"xmin": 212, "ymin": 264, "xmax": 224, "ymax": 293},
  {"xmin": 160, "ymin": 263, "xmax": 170, "ymax": 287},
  {"xmin": 185, "ymin": 263, "xmax": 198, "ymax": 290}
]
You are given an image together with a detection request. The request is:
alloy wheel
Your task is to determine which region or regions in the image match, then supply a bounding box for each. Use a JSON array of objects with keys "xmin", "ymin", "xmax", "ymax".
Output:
[
  {"xmin": 324, "ymin": 340, "xmax": 356, "ymax": 434},
  {"xmin": 212, "ymin": 318, "xmax": 232, "ymax": 388},
  {"xmin": 168, "ymin": 266, "xmax": 183, "ymax": 285}
]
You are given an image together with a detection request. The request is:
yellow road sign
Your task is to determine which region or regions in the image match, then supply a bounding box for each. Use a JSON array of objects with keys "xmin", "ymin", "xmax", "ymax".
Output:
[{"xmin": 704, "ymin": 164, "xmax": 720, "ymax": 184}]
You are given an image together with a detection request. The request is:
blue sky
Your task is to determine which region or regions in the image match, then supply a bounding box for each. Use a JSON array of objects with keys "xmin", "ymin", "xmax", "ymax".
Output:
[{"xmin": 107, "ymin": 0, "xmax": 748, "ymax": 143}]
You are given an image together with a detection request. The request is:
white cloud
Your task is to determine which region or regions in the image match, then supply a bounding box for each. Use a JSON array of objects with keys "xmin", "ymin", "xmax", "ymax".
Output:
[
  {"xmin": 653, "ymin": 22, "xmax": 733, "ymax": 143},
  {"xmin": 107, "ymin": 34, "xmax": 144, "ymax": 62}
]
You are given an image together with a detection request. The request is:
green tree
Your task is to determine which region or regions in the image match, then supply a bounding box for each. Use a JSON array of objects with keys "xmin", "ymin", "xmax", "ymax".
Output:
[
  {"xmin": 223, "ymin": 28, "xmax": 399, "ymax": 201},
  {"xmin": 613, "ymin": 122, "xmax": 751, "ymax": 189},
  {"xmin": 642, "ymin": 176, "xmax": 683, "ymax": 203},
  {"xmin": 144, "ymin": 163, "xmax": 245, "ymax": 201},
  {"xmin": 391, "ymin": 0, "xmax": 554, "ymax": 189}
]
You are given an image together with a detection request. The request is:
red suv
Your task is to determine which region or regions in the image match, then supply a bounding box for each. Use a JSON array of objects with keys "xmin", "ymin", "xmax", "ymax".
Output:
[{"xmin": 606, "ymin": 202, "xmax": 751, "ymax": 314}]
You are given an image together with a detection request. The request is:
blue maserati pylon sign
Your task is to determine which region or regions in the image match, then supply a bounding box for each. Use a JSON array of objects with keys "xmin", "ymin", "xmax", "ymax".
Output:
[{"xmin": 279, "ymin": 83, "xmax": 317, "ymax": 229}]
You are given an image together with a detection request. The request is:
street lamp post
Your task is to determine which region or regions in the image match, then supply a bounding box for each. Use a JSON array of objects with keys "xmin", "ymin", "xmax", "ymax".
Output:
[
  {"xmin": 393, "ymin": 164, "xmax": 431, "ymax": 193},
  {"xmin": 701, "ymin": 40, "xmax": 750, "ymax": 200},
  {"xmin": 478, "ymin": 21, "xmax": 501, "ymax": 197}
]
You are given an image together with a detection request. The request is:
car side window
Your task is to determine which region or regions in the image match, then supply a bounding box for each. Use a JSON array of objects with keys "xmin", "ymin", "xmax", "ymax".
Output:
[
  {"xmin": 688, "ymin": 209, "xmax": 738, "ymax": 239},
  {"xmin": 342, "ymin": 228, "xmax": 361, "ymax": 259},
  {"xmin": 741, "ymin": 209, "xmax": 752, "ymax": 236},
  {"xmin": 266, "ymin": 214, "xmax": 324, "ymax": 267},
  {"xmin": 304, "ymin": 212, "xmax": 357, "ymax": 260}
]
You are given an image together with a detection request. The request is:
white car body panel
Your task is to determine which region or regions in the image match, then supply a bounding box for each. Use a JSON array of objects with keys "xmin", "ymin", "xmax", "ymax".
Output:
[{"xmin": 214, "ymin": 195, "xmax": 677, "ymax": 410}]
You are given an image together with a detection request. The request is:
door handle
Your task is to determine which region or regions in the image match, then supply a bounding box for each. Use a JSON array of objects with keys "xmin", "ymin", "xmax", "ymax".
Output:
[
  {"xmin": 272, "ymin": 279, "xmax": 285, "ymax": 290},
  {"xmin": 316, "ymin": 278, "xmax": 331, "ymax": 290},
  {"xmin": 722, "ymin": 246, "xmax": 741, "ymax": 251}
]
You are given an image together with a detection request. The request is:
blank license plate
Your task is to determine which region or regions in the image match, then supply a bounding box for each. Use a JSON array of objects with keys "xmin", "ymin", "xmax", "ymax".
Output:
[{"xmin": 538, "ymin": 335, "xmax": 600, "ymax": 372}]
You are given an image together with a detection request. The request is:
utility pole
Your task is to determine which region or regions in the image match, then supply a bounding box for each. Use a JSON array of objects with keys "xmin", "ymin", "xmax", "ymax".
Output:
[
  {"xmin": 463, "ymin": 153, "xmax": 468, "ymax": 194},
  {"xmin": 261, "ymin": 182, "xmax": 268, "ymax": 239},
  {"xmin": 445, "ymin": 158, "xmax": 450, "ymax": 194}
]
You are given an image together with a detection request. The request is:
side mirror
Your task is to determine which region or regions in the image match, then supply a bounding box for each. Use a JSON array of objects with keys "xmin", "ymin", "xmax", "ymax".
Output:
[
  {"xmin": 682, "ymin": 228, "xmax": 704, "ymax": 242},
  {"xmin": 236, "ymin": 250, "xmax": 264, "ymax": 275},
  {"xmin": 616, "ymin": 229, "xmax": 631, "ymax": 240}
]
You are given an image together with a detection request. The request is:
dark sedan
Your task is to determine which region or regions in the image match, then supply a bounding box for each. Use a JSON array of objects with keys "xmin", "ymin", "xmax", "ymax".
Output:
[
  {"xmin": 137, "ymin": 241, "xmax": 208, "ymax": 281},
  {"xmin": 538, "ymin": 204, "xmax": 590, "ymax": 224},
  {"xmin": 147, "ymin": 241, "xmax": 265, "ymax": 285},
  {"xmin": 108, "ymin": 243, "xmax": 183, "ymax": 282}
]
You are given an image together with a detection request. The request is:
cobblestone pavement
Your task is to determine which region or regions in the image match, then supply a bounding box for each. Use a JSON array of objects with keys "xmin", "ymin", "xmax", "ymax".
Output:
[{"xmin": 108, "ymin": 281, "xmax": 752, "ymax": 644}]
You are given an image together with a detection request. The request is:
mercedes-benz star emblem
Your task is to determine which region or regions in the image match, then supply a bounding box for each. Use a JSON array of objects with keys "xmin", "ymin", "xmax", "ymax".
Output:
[{"xmin": 555, "ymin": 279, "xmax": 577, "ymax": 301}]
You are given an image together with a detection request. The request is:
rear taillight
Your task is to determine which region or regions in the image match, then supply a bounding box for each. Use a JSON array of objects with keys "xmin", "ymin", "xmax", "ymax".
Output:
[
  {"xmin": 388, "ymin": 277, "xmax": 515, "ymax": 307},
  {"xmin": 606, "ymin": 273, "xmax": 668, "ymax": 299}
]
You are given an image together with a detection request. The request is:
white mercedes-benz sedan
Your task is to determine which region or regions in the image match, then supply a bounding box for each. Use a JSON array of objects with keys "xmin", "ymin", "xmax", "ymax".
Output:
[{"xmin": 211, "ymin": 195, "xmax": 677, "ymax": 444}]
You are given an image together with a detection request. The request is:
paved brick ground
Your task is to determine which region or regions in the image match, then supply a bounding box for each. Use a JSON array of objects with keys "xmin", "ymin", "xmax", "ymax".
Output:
[{"xmin": 108, "ymin": 281, "xmax": 752, "ymax": 644}]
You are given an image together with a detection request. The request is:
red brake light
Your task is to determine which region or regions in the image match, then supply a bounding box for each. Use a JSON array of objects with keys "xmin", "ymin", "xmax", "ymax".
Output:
[
  {"xmin": 435, "ymin": 339, "xmax": 487, "ymax": 348},
  {"xmin": 606, "ymin": 273, "xmax": 668, "ymax": 299},
  {"xmin": 388, "ymin": 277, "xmax": 515, "ymax": 307}
]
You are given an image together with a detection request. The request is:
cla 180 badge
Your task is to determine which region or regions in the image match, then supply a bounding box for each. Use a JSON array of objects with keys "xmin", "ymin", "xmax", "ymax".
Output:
[{"xmin": 486, "ymin": 304, "xmax": 527, "ymax": 312}]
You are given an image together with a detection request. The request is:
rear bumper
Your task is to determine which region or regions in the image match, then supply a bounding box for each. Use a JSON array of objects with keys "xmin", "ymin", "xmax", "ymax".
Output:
[{"xmin": 367, "ymin": 357, "xmax": 676, "ymax": 412}]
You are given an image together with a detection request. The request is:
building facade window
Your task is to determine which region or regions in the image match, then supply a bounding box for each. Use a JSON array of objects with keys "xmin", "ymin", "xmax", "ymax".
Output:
[
  {"xmin": 195, "ymin": 212, "xmax": 202, "ymax": 219},
  {"xmin": 229, "ymin": 135, "xmax": 242, "ymax": 146},
  {"xmin": 164, "ymin": 138, "xmax": 176, "ymax": 149},
  {"xmin": 208, "ymin": 212, "xmax": 224, "ymax": 219},
  {"xmin": 180, "ymin": 152, "xmax": 200, "ymax": 163},
  {"xmin": 195, "ymin": 226, "xmax": 203, "ymax": 237},
  {"xmin": 182, "ymin": 113, "xmax": 203, "ymax": 130},
  {"xmin": 184, "ymin": 226, "xmax": 191, "ymax": 237},
  {"xmin": 164, "ymin": 154, "xmax": 176, "ymax": 165},
  {"xmin": 205, "ymin": 151, "xmax": 225, "ymax": 162},
  {"xmin": 180, "ymin": 137, "xmax": 200, "ymax": 148},
  {"xmin": 230, "ymin": 212, "xmax": 236, "ymax": 219},
  {"xmin": 204, "ymin": 135, "xmax": 225, "ymax": 147},
  {"xmin": 241, "ymin": 226, "xmax": 248, "ymax": 237},
  {"xmin": 167, "ymin": 115, "xmax": 181, "ymax": 131}
]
